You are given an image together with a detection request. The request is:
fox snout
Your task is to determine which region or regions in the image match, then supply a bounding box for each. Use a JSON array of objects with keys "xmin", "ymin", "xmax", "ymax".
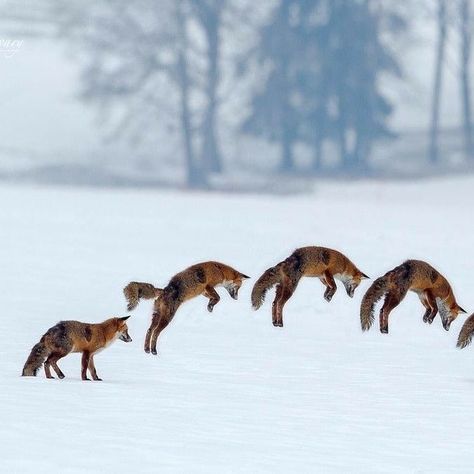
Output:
[
  {"xmin": 346, "ymin": 283, "xmax": 357, "ymax": 298},
  {"xmin": 229, "ymin": 287, "xmax": 239, "ymax": 300},
  {"xmin": 119, "ymin": 330, "xmax": 132, "ymax": 342},
  {"xmin": 443, "ymin": 316, "xmax": 457, "ymax": 332}
]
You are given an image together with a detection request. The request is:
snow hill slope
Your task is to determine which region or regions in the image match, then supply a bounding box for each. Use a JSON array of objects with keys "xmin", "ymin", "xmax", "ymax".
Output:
[{"xmin": 1, "ymin": 178, "xmax": 473, "ymax": 473}]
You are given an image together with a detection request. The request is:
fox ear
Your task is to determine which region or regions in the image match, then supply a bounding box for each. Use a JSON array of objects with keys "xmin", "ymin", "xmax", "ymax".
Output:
[
  {"xmin": 119, "ymin": 315, "xmax": 131, "ymax": 321},
  {"xmin": 458, "ymin": 306, "xmax": 467, "ymax": 314},
  {"xmin": 240, "ymin": 273, "xmax": 250, "ymax": 279},
  {"xmin": 360, "ymin": 272, "xmax": 370, "ymax": 279}
]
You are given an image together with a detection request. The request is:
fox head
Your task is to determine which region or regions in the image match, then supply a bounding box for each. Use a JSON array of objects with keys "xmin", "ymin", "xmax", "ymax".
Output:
[
  {"xmin": 344, "ymin": 271, "xmax": 370, "ymax": 298},
  {"xmin": 225, "ymin": 273, "xmax": 250, "ymax": 300},
  {"xmin": 117, "ymin": 316, "xmax": 132, "ymax": 342},
  {"xmin": 439, "ymin": 302, "xmax": 467, "ymax": 331}
]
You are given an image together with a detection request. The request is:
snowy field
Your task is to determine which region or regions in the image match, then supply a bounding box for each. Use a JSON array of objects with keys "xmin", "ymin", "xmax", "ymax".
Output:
[{"xmin": 1, "ymin": 177, "xmax": 474, "ymax": 473}]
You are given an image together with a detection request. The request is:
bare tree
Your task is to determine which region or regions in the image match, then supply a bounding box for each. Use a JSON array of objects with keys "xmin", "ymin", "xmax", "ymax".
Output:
[
  {"xmin": 176, "ymin": 0, "xmax": 208, "ymax": 187},
  {"xmin": 191, "ymin": 0, "xmax": 224, "ymax": 174},
  {"xmin": 459, "ymin": 0, "xmax": 473, "ymax": 161},
  {"xmin": 429, "ymin": 0, "xmax": 448, "ymax": 164}
]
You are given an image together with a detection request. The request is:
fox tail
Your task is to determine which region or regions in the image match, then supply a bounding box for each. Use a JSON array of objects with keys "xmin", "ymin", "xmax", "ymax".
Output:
[
  {"xmin": 22, "ymin": 340, "xmax": 50, "ymax": 376},
  {"xmin": 360, "ymin": 275, "xmax": 389, "ymax": 331},
  {"xmin": 251, "ymin": 263, "xmax": 283, "ymax": 310},
  {"xmin": 123, "ymin": 282, "xmax": 163, "ymax": 311},
  {"xmin": 457, "ymin": 313, "xmax": 474, "ymax": 349}
]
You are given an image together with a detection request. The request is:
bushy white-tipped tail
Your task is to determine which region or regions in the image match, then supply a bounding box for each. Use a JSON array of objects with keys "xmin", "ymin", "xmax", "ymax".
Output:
[
  {"xmin": 251, "ymin": 264, "xmax": 282, "ymax": 310},
  {"xmin": 360, "ymin": 276, "xmax": 388, "ymax": 331},
  {"xmin": 457, "ymin": 313, "xmax": 474, "ymax": 349},
  {"xmin": 22, "ymin": 341, "xmax": 49, "ymax": 376}
]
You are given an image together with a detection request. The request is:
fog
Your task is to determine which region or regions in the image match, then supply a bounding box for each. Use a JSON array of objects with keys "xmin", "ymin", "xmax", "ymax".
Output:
[{"xmin": 0, "ymin": 0, "xmax": 472, "ymax": 190}]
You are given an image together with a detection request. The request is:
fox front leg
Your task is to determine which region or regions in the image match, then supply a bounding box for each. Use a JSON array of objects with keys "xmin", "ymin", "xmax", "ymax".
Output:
[
  {"xmin": 320, "ymin": 271, "xmax": 337, "ymax": 302},
  {"xmin": 422, "ymin": 291, "xmax": 438, "ymax": 324},
  {"xmin": 88, "ymin": 355, "xmax": 102, "ymax": 381},
  {"xmin": 203, "ymin": 285, "xmax": 220, "ymax": 312},
  {"xmin": 81, "ymin": 351, "xmax": 91, "ymax": 381}
]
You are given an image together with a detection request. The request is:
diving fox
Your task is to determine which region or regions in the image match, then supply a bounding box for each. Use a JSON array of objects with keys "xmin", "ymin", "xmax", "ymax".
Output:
[
  {"xmin": 22, "ymin": 316, "xmax": 132, "ymax": 380},
  {"xmin": 251, "ymin": 246, "xmax": 368, "ymax": 327},
  {"xmin": 457, "ymin": 313, "xmax": 474, "ymax": 349},
  {"xmin": 361, "ymin": 260, "xmax": 466, "ymax": 334},
  {"xmin": 124, "ymin": 261, "xmax": 250, "ymax": 355}
]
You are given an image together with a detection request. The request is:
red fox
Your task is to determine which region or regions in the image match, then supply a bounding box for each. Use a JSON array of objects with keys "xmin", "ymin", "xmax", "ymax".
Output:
[
  {"xmin": 251, "ymin": 246, "xmax": 368, "ymax": 327},
  {"xmin": 22, "ymin": 316, "xmax": 132, "ymax": 380},
  {"xmin": 124, "ymin": 261, "xmax": 249, "ymax": 355},
  {"xmin": 361, "ymin": 260, "xmax": 466, "ymax": 334},
  {"xmin": 457, "ymin": 313, "xmax": 474, "ymax": 349}
]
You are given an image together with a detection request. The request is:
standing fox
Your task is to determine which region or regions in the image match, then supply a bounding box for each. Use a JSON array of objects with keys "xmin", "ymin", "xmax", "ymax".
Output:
[
  {"xmin": 361, "ymin": 260, "xmax": 466, "ymax": 334},
  {"xmin": 124, "ymin": 261, "xmax": 250, "ymax": 355},
  {"xmin": 457, "ymin": 313, "xmax": 474, "ymax": 349},
  {"xmin": 251, "ymin": 246, "xmax": 369, "ymax": 327},
  {"xmin": 22, "ymin": 316, "xmax": 132, "ymax": 380}
]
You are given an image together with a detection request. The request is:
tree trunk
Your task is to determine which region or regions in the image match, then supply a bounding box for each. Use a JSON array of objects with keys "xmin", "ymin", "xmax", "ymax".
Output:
[
  {"xmin": 177, "ymin": 2, "xmax": 207, "ymax": 188},
  {"xmin": 280, "ymin": 130, "xmax": 294, "ymax": 173},
  {"xmin": 200, "ymin": 3, "xmax": 223, "ymax": 173},
  {"xmin": 312, "ymin": 133, "xmax": 323, "ymax": 172},
  {"xmin": 337, "ymin": 94, "xmax": 350, "ymax": 169},
  {"xmin": 429, "ymin": 0, "xmax": 447, "ymax": 164},
  {"xmin": 278, "ymin": 0, "xmax": 295, "ymax": 173},
  {"xmin": 459, "ymin": 0, "xmax": 473, "ymax": 161},
  {"xmin": 353, "ymin": 130, "xmax": 371, "ymax": 172}
]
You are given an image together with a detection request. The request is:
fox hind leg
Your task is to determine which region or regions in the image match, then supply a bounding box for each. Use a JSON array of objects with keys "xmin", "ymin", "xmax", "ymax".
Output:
[
  {"xmin": 46, "ymin": 351, "xmax": 67, "ymax": 379},
  {"xmin": 275, "ymin": 277, "xmax": 298, "ymax": 327},
  {"xmin": 150, "ymin": 314, "xmax": 174, "ymax": 355},
  {"xmin": 379, "ymin": 292, "xmax": 403, "ymax": 334},
  {"xmin": 44, "ymin": 359, "xmax": 54, "ymax": 379},
  {"xmin": 144, "ymin": 311, "xmax": 161, "ymax": 353},
  {"xmin": 203, "ymin": 285, "xmax": 220, "ymax": 312},
  {"xmin": 272, "ymin": 284, "xmax": 283, "ymax": 326},
  {"xmin": 144, "ymin": 325, "xmax": 154, "ymax": 353}
]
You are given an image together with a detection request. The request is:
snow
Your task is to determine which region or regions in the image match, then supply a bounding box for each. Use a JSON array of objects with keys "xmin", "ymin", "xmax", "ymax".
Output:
[{"xmin": 1, "ymin": 178, "xmax": 473, "ymax": 473}]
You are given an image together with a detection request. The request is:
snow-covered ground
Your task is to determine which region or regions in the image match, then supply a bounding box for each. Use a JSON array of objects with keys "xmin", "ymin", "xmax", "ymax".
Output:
[{"xmin": 1, "ymin": 178, "xmax": 473, "ymax": 473}]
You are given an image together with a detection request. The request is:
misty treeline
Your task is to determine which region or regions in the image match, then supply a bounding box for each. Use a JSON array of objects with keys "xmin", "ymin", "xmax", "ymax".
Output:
[{"xmin": 3, "ymin": 0, "xmax": 474, "ymax": 188}]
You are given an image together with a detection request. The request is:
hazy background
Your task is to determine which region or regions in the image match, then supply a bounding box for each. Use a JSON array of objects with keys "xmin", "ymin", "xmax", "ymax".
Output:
[{"xmin": 0, "ymin": 0, "xmax": 472, "ymax": 192}]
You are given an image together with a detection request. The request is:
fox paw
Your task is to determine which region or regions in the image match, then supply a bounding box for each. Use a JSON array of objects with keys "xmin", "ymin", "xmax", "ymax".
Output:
[
  {"xmin": 324, "ymin": 294, "xmax": 333, "ymax": 302},
  {"xmin": 207, "ymin": 304, "xmax": 214, "ymax": 313},
  {"xmin": 380, "ymin": 328, "xmax": 388, "ymax": 334},
  {"xmin": 151, "ymin": 349, "xmax": 158, "ymax": 356}
]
